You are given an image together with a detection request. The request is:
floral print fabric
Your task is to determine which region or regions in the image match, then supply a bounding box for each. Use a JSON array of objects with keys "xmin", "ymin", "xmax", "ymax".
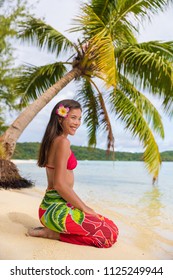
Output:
[{"xmin": 39, "ymin": 190, "xmax": 118, "ymax": 248}]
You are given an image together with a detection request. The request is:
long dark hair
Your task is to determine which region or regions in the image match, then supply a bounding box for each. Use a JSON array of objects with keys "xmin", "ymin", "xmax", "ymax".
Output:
[{"xmin": 37, "ymin": 99, "xmax": 82, "ymax": 167}]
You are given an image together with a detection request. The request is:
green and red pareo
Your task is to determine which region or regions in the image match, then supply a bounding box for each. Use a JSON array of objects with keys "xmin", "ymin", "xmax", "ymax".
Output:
[{"xmin": 39, "ymin": 190, "xmax": 119, "ymax": 248}]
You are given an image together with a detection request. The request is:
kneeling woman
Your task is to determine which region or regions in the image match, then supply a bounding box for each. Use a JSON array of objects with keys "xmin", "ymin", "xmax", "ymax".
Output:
[{"xmin": 28, "ymin": 99, "xmax": 119, "ymax": 248}]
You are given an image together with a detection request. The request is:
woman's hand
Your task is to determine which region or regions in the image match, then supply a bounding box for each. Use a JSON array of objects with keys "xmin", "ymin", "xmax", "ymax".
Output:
[{"xmin": 83, "ymin": 206, "xmax": 99, "ymax": 217}]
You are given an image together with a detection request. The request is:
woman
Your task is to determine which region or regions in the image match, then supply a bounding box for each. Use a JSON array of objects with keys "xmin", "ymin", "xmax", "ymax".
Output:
[{"xmin": 28, "ymin": 99, "xmax": 118, "ymax": 248}]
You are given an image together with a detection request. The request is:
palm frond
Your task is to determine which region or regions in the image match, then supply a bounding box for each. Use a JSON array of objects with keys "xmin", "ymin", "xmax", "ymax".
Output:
[
  {"xmin": 118, "ymin": 75, "xmax": 165, "ymax": 138},
  {"xmin": 90, "ymin": 80, "xmax": 114, "ymax": 151},
  {"xmin": 70, "ymin": 5, "xmax": 117, "ymax": 87},
  {"xmin": 97, "ymin": 92, "xmax": 114, "ymax": 151},
  {"xmin": 90, "ymin": 0, "xmax": 112, "ymax": 17},
  {"xmin": 74, "ymin": 0, "xmax": 173, "ymax": 44},
  {"xmin": 87, "ymin": 29, "xmax": 117, "ymax": 87},
  {"xmin": 70, "ymin": 4, "xmax": 105, "ymax": 36},
  {"xmin": 15, "ymin": 62, "xmax": 67, "ymax": 106},
  {"xmin": 76, "ymin": 78, "xmax": 99, "ymax": 147},
  {"xmin": 71, "ymin": 3, "xmax": 137, "ymax": 45},
  {"xmin": 111, "ymin": 21, "xmax": 138, "ymax": 45},
  {"xmin": 77, "ymin": 78, "xmax": 114, "ymax": 150},
  {"xmin": 89, "ymin": 0, "xmax": 138, "ymax": 43},
  {"xmin": 90, "ymin": 0, "xmax": 173, "ymax": 19},
  {"xmin": 110, "ymin": 87, "xmax": 162, "ymax": 177},
  {"xmin": 116, "ymin": 41, "xmax": 173, "ymax": 115},
  {"xmin": 18, "ymin": 17, "xmax": 75, "ymax": 56},
  {"xmin": 113, "ymin": 0, "xmax": 173, "ymax": 24}
]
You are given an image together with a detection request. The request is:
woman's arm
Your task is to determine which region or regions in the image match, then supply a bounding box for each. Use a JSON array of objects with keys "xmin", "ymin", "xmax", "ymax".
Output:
[{"xmin": 53, "ymin": 138, "xmax": 96, "ymax": 215}]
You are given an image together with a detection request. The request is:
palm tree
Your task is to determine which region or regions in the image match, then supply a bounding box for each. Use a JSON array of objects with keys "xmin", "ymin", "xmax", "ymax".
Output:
[{"xmin": 1, "ymin": 0, "xmax": 173, "ymax": 188}]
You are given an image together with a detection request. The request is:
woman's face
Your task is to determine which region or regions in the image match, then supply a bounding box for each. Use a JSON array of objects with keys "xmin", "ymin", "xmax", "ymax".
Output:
[{"xmin": 61, "ymin": 108, "xmax": 82, "ymax": 136}]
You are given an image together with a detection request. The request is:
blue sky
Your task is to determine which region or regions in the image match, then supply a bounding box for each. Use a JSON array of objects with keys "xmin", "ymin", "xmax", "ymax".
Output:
[{"xmin": 10, "ymin": 0, "xmax": 173, "ymax": 152}]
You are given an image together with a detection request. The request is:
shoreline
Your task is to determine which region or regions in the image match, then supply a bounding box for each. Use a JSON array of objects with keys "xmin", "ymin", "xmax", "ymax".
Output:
[{"xmin": 0, "ymin": 187, "xmax": 172, "ymax": 260}]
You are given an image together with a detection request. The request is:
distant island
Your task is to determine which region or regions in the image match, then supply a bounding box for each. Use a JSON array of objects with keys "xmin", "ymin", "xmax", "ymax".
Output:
[{"xmin": 12, "ymin": 142, "xmax": 173, "ymax": 161}]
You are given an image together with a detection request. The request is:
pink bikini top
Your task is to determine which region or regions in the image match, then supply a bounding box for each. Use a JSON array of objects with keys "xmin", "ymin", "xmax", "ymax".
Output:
[
  {"xmin": 46, "ymin": 150, "xmax": 77, "ymax": 170},
  {"xmin": 66, "ymin": 151, "xmax": 77, "ymax": 170}
]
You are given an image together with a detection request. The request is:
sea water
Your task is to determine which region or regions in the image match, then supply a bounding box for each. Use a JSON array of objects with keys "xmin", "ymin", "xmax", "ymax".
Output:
[{"xmin": 14, "ymin": 160, "xmax": 173, "ymax": 259}]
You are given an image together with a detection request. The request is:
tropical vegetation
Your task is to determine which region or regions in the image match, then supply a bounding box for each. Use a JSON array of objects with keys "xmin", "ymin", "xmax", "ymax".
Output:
[
  {"xmin": 12, "ymin": 142, "xmax": 173, "ymax": 162},
  {"xmin": 0, "ymin": 0, "xmax": 36, "ymax": 188},
  {"xmin": 0, "ymin": 0, "xmax": 35, "ymax": 133},
  {"xmin": 1, "ymin": 0, "xmax": 173, "ymax": 188}
]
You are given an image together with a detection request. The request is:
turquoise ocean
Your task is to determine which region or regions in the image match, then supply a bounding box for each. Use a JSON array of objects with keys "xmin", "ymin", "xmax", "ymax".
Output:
[{"xmin": 14, "ymin": 160, "xmax": 173, "ymax": 259}]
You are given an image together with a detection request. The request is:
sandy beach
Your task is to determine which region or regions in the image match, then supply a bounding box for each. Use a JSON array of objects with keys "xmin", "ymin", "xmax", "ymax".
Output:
[{"xmin": 0, "ymin": 187, "xmax": 172, "ymax": 260}]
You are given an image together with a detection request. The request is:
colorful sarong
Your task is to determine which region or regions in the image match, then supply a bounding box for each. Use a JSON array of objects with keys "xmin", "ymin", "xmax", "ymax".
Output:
[{"xmin": 39, "ymin": 190, "xmax": 119, "ymax": 248}]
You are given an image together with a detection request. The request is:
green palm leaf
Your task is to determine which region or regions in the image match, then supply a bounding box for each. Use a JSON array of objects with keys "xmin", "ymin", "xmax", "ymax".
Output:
[
  {"xmin": 71, "ymin": 6, "xmax": 117, "ymax": 87},
  {"xmin": 74, "ymin": 0, "xmax": 173, "ymax": 44},
  {"xmin": 97, "ymin": 91, "xmax": 114, "ymax": 151},
  {"xmin": 77, "ymin": 79, "xmax": 99, "ymax": 147},
  {"xmin": 90, "ymin": 81, "xmax": 114, "ymax": 151},
  {"xmin": 110, "ymin": 0, "xmax": 173, "ymax": 23},
  {"xmin": 18, "ymin": 17, "xmax": 75, "ymax": 56},
  {"xmin": 91, "ymin": 0, "xmax": 173, "ymax": 17},
  {"xmin": 71, "ymin": 4, "xmax": 105, "ymax": 36},
  {"xmin": 89, "ymin": 29, "xmax": 117, "ymax": 87},
  {"xmin": 116, "ymin": 41, "xmax": 173, "ymax": 114},
  {"xmin": 118, "ymin": 75, "xmax": 165, "ymax": 138},
  {"xmin": 110, "ymin": 88, "xmax": 162, "ymax": 177},
  {"xmin": 15, "ymin": 62, "xmax": 67, "ymax": 105},
  {"xmin": 85, "ymin": 0, "xmax": 138, "ymax": 44}
]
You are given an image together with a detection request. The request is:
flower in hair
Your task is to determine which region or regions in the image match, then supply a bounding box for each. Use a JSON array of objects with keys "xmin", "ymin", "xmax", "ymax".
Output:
[{"xmin": 56, "ymin": 104, "xmax": 69, "ymax": 118}]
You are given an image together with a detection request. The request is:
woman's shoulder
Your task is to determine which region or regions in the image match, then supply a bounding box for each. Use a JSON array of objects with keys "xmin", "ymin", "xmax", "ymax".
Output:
[{"xmin": 54, "ymin": 136, "xmax": 70, "ymax": 150}]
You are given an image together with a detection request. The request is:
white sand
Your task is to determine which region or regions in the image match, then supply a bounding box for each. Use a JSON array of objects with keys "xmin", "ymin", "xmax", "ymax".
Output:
[{"xmin": 0, "ymin": 187, "xmax": 166, "ymax": 260}]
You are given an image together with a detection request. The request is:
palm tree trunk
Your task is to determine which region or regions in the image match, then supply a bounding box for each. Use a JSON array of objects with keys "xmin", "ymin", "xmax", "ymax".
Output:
[{"xmin": 0, "ymin": 67, "xmax": 81, "ymax": 160}]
